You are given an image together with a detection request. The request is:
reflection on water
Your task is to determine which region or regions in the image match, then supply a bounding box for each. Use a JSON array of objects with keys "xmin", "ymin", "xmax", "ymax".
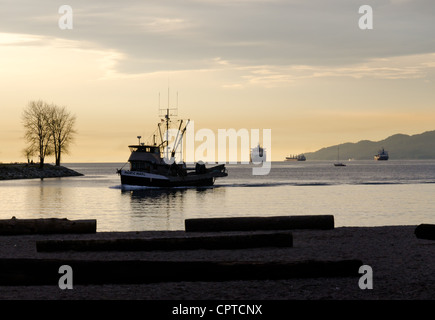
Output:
[
  {"xmin": 123, "ymin": 187, "xmax": 188, "ymax": 200},
  {"xmin": 34, "ymin": 180, "xmax": 64, "ymax": 216},
  {"xmin": 118, "ymin": 186, "xmax": 224, "ymax": 231},
  {"xmin": 1, "ymin": 161, "xmax": 435, "ymax": 231},
  {"xmin": 123, "ymin": 188, "xmax": 186, "ymax": 231}
]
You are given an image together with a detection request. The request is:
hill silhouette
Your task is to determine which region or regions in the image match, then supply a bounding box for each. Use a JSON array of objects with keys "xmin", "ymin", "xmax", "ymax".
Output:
[{"xmin": 304, "ymin": 130, "xmax": 435, "ymax": 160}]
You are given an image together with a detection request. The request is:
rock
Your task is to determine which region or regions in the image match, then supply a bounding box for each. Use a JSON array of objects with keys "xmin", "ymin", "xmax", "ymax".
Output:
[{"xmin": 0, "ymin": 163, "xmax": 83, "ymax": 180}]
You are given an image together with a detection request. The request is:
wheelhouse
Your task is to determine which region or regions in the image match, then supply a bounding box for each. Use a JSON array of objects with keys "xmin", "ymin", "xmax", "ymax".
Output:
[{"xmin": 127, "ymin": 144, "xmax": 162, "ymax": 171}]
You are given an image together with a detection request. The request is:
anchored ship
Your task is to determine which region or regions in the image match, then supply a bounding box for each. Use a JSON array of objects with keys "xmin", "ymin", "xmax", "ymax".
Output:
[
  {"xmin": 334, "ymin": 146, "xmax": 346, "ymax": 167},
  {"xmin": 285, "ymin": 154, "xmax": 306, "ymax": 161},
  {"xmin": 374, "ymin": 148, "xmax": 389, "ymax": 161},
  {"xmin": 250, "ymin": 143, "xmax": 266, "ymax": 163}
]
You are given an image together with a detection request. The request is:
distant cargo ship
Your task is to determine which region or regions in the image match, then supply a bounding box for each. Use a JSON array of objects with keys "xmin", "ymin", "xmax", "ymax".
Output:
[
  {"xmin": 250, "ymin": 143, "xmax": 266, "ymax": 163},
  {"xmin": 285, "ymin": 154, "xmax": 306, "ymax": 161},
  {"xmin": 374, "ymin": 148, "xmax": 389, "ymax": 161}
]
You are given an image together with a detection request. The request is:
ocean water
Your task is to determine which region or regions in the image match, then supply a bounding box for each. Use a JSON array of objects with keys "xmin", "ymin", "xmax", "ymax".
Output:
[{"xmin": 1, "ymin": 160, "xmax": 435, "ymax": 231}]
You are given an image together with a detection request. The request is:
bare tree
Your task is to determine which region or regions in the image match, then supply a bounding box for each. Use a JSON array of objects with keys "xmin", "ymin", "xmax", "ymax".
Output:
[
  {"xmin": 22, "ymin": 101, "xmax": 53, "ymax": 168},
  {"xmin": 47, "ymin": 105, "xmax": 77, "ymax": 166},
  {"xmin": 22, "ymin": 101, "xmax": 77, "ymax": 167},
  {"xmin": 22, "ymin": 145, "xmax": 37, "ymax": 164}
]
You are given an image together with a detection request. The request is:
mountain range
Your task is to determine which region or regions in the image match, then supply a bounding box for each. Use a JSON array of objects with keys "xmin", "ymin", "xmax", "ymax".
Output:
[{"xmin": 304, "ymin": 130, "xmax": 435, "ymax": 160}]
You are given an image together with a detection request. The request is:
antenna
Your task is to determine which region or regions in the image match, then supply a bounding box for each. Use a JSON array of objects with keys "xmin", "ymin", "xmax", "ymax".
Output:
[
  {"xmin": 159, "ymin": 87, "xmax": 178, "ymax": 118},
  {"xmin": 158, "ymin": 87, "xmax": 179, "ymax": 160}
]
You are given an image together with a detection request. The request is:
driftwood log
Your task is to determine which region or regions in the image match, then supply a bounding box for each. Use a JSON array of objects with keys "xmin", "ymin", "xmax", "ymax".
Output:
[
  {"xmin": 36, "ymin": 231, "xmax": 293, "ymax": 252},
  {"xmin": 0, "ymin": 218, "xmax": 96, "ymax": 235},
  {"xmin": 415, "ymin": 224, "xmax": 435, "ymax": 240},
  {"xmin": 185, "ymin": 215, "xmax": 334, "ymax": 232},
  {"xmin": 0, "ymin": 258, "xmax": 363, "ymax": 285}
]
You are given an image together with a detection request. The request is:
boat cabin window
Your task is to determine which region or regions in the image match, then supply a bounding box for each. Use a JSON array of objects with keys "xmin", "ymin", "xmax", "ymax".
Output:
[
  {"xmin": 129, "ymin": 145, "xmax": 160, "ymax": 154},
  {"xmin": 131, "ymin": 161, "xmax": 152, "ymax": 172}
]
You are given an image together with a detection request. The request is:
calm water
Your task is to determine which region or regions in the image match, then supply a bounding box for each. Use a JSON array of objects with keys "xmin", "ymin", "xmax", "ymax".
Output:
[{"xmin": 1, "ymin": 160, "xmax": 435, "ymax": 231}]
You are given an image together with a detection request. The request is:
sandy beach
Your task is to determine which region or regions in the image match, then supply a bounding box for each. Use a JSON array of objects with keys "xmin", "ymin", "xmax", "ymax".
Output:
[{"xmin": 1, "ymin": 225, "xmax": 435, "ymax": 300}]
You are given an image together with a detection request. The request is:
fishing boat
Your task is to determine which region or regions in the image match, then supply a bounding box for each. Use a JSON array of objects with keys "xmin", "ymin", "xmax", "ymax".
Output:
[
  {"xmin": 374, "ymin": 148, "xmax": 389, "ymax": 161},
  {"xmin": 117, "ymin": 103, "xmax": 228, "ymax": 187}
]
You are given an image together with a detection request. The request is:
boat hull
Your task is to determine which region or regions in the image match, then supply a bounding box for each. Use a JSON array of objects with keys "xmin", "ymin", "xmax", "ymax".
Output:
[
  {"xmin": 334, "ymin": 163, "xmax": 346, "ymax": 167},
  {"xmin": 119, "ymin": 168, "xmax": 227, "ymax": 188},
  {"xmin": 285, "ymin": 154, "xmax": 306, "ymax": 161},
  {"xmin": 374, "ymin": 156, "xmax": 389, "ymax": 161}
]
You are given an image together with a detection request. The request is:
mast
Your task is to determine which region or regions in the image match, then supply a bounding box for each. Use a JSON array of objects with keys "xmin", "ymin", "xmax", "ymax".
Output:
[
  {"xmin": 159, "ymin": 88, "xmax": 179, "ymax": 162},
  {"xmin": 166, "ymin": 103, "xmax": 169, "ymax": 160}
]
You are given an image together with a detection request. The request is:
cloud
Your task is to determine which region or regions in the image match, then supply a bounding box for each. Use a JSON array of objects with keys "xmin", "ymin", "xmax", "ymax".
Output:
[
  {"xmin": 140, "ymin": 17, "xmax": 193, "ymax": 33},
  {"xmin": 209, "ymin": 53, "xmax": 435, "ymax": 88},
  {"xmin": 0, "ymin": 0, "xmax": 434, "ymax": 77}
]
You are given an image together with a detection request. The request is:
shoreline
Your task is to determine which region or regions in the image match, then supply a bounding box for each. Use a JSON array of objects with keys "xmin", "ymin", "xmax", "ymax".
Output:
[
  {"xmin": 0, "ymin": 163, "xmax": 83, "ymax": 180},
  {"xmin": 1, "ymin": 225, "xmax": 434, "ymax": 300}
]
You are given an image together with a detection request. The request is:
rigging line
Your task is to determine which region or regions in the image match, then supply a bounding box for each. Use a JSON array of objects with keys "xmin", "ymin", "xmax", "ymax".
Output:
[{"xmin": 119, "ymin": 161, "xmax": 129, "ymax": 171}]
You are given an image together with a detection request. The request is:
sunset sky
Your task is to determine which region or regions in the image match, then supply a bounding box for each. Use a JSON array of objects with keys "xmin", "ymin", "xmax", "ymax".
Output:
[{"xmin": 1, "ymin": 0, "xmax": 435, "ymax": 163}]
